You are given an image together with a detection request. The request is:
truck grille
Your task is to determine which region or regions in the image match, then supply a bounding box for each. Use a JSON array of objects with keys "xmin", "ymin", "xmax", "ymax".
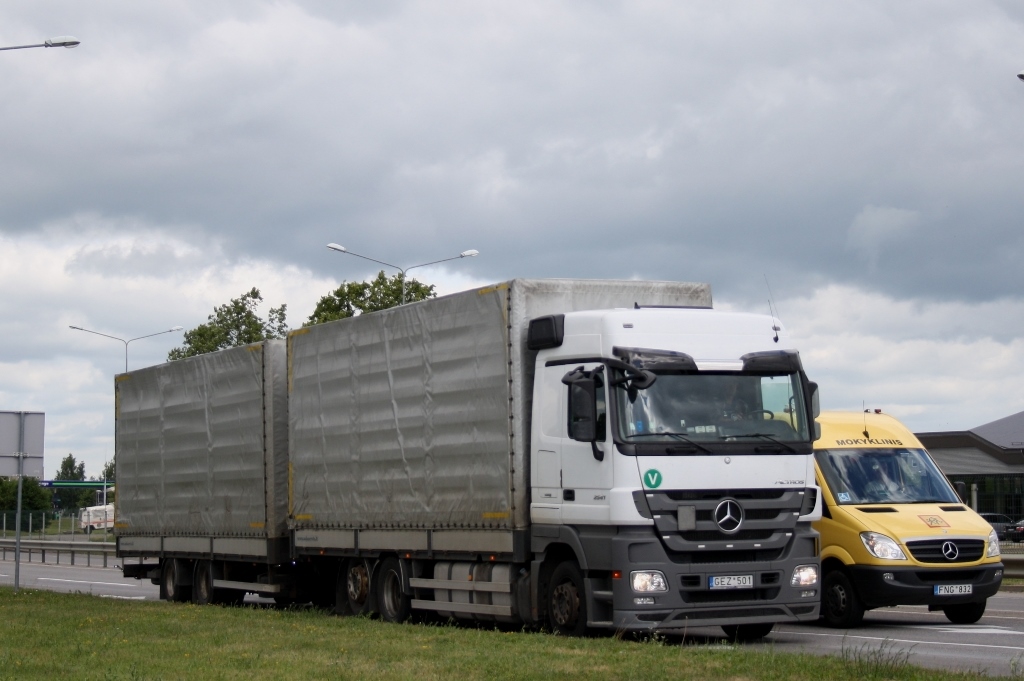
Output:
[
  {"xmin": 645, "ymin": 488, "xmax": 806, "ymax": 564},
  {"xmin": 905, "ymin": 539, "xmax": 985, "ymax": 564}
]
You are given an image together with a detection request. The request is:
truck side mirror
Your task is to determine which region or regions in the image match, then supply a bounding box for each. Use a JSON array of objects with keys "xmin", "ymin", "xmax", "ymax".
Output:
[
  {"xmin": 809, "ymin": 382, "xmax": 820, "ymax": 418},
  {"xmin": 568, "ymin": 379, "xmax": 598, "ymax": 442},
  {"xmin": 954, "ymin": 481, "xmax": 968, "ymax": 504}
]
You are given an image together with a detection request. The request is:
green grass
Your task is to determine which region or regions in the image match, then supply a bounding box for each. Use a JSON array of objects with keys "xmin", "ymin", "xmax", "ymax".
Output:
[{"xmin": 0, "ymin": 587, "xmax": 1002, "ymax": 681}]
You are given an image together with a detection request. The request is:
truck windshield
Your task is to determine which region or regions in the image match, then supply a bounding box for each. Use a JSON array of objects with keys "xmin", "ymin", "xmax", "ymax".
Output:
[
  {"xmin": 615, "ymin": 371, "xmax": 809, "ymax": 444},
  {"xmin": 815, "ymin": 448, "xmax": 960, "ymax": 505}
]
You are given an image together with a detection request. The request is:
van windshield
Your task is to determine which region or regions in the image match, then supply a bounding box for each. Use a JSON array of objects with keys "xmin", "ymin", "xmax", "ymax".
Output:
[
  {"xmin": 615, "ymin": 371, "xmax": 809, "ymax": 444},
  {"xmin": 815, "ymin": 448, "xmax": 960, "ymax": 505}
]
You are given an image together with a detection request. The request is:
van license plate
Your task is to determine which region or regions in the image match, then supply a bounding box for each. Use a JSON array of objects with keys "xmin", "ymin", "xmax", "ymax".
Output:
[
  {"xmin": 934, "ymin": 584, "xmax": 972, "ymax": 596},
  {"xmin": 709, "ymin": 575, "xmax": 754, "ymax": 590}
]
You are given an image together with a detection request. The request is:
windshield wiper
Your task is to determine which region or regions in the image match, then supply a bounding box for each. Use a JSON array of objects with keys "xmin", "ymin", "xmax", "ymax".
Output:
[
  {"xmin": 625, "ymin": 432, "xmax": 713, "ymax": 454},
  {"xmin": 719, "ymin": 433, "xmax": 798, "ymax": 453}
]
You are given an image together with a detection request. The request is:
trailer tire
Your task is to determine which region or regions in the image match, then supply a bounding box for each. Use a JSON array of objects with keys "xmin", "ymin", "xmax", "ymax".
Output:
[
  {"xmin": 193, "ymin": 560, "xmax": 234, "ymax": 606},
  {"xmin": 345, "ymin": 559, "xmax": 372, "ymax": 615},
  {"xmin": 943, "ymin": 600, "xmax": 986, "ymax": 624},
  {"xmin": 162, "ymin": 559, "xmax": 191, "ymax": 603},
  {"xmin": 721, "ymin": 623, "xmax": 774, "ymax": 642},
  {"xmin": 821, "ymin": 569, "xmax": 864, "ymax": 628},
  {"xmin": 547, "ymin": 561, "xmax": 588, "ymax": 637},
  {"xmin": 378, "ymin": 557, "xmax": 411, "ymax": 623}
]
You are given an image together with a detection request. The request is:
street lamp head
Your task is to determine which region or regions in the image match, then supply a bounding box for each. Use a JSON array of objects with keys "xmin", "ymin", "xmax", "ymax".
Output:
[
  {"xmin": 170, "ymin": 326, "xmax": 183, "ymax": 332},
  {"xmin": 69, "ymin": 325, "xmax": 83, "ymax": 330},
  {"xmin": 1018, "ymin": 71, "xmax": 1024, "ymax": 82},
  {"xmin": 326, "ymin": 243, "xmax": 347, "ymax": 253},
  {"xmin": 45, "ymin": 36, "xmax": 80, "ymax": 48},
  {"xmin": 460, "ymin": 249, "xmax": 479, "ymax": 258}
]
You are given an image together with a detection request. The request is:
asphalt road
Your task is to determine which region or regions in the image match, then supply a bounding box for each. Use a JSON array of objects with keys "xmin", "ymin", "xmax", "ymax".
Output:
[{"xmin": 3, "ymin": 556, "xmax": 1023, "ymax": 676}]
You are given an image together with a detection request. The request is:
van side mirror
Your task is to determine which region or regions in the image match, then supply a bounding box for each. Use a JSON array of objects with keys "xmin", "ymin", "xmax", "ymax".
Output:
[{"xmin": 568, "ymin": 379, "xmax": 598, "ymax": 442}]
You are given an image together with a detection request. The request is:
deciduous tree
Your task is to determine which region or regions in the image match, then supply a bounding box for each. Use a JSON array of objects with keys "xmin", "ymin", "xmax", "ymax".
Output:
[
  {"xmin": 306, "ymin": 271, "xmax": 434, "ymax": 326},
  {"xmin": 168, "ymin": 288, "xmax": 287, "ymax": 360}
]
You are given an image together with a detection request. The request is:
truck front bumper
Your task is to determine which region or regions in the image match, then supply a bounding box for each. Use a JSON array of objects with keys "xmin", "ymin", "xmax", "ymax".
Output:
[
  {"xmin": 848, "ymin": 563, "xmax": 1002, "ymax": 609},
  {"xmin": 603, "ymin": 526, "xmax": 821, "ymax": 632}
]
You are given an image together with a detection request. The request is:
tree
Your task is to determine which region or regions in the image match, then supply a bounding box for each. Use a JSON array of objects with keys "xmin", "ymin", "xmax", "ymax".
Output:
[
  {"xmin": 100, "ymin": 460, "xmax": 115, "ymax": 483},
  {"xmin": 168, "ymin": 287, "xmax": 288, "ymax": 360},
  {"xmin": 52, "ymin": 453, "xmax": 91, "ymax": 511},
  {"xmin": 0, "ymin": 477, "xmax": 52, "ymax": 529},
  {"xmin": 305, "ymin": 271, "xmax": 435, "ymax": 326}
]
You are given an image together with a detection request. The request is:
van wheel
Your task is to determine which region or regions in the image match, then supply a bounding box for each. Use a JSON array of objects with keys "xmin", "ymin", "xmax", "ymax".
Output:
[
  {"xmin": 721, "ymin": 623, "xmax": 774, "ymax": 642},
  {"xmin": 377, "ymin": 557, "xmax": 411, "ymax": 623},
  {"xmin": 86, "ymin": 526, "xmax": 94, "ymax": 535},
  {"xmin": 547, "ymin": 561, "xmax": 588, "ymax": 636},
  {"xmin": 822, "ymin": 570, "xmax": 864, "ymax": 628},
  {"xmin": 944, "ymin": 600, "xmax": 986, "ymax": 624}
]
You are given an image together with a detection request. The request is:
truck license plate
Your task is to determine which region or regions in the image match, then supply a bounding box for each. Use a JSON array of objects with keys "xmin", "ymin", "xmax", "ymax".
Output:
[
  {"xmin": 934, "ymin": 584, "xmax": 972, "ymax": 596},
  {"xmin": 709, "ymin": 574, "xmax": 754, "ymax": 590}
]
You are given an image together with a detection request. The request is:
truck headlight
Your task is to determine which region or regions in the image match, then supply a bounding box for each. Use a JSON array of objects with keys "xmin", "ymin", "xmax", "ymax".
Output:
[
  {"xmin": 790, "ymin": 564, "xmax": 819, "ymax": 587},
  {"xmin": 987, "ymin": 529, "xmax": 1001, "ymax": 558},
  {"xmin": 860, "ymin": 532, "xmax": 907, "ymax": 560},
  {"xmin": 631, "ymin": 571, "xmax": 668, "ymax": 592}
]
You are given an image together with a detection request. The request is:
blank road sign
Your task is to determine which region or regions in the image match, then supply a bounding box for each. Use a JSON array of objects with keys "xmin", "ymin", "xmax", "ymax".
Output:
[{"xmin": 0, "ymin": 411, "xmax": 44, "ymax": 477}]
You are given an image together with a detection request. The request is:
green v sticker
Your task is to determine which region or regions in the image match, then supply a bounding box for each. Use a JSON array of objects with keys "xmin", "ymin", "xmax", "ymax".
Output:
[{"xmin": 643, "ymin": 469, "xmax": 663, "ymax": 489}]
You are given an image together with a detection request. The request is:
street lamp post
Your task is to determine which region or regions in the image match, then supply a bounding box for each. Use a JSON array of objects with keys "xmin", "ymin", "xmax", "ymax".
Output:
[
  {"xmin": 326, "ymin": 244, "xmax": 479, "ymax": 304},
  {"xmin": 69, "ymin": 325, "xmax": 184, "ymax": 373},
  {"xmin": 0, "ymin": 36, "xmax": 80, "ymax": 51}
]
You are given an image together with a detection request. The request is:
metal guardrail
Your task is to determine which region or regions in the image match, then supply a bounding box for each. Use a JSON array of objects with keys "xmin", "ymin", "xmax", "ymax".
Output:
[{"xmin": 0, "ymin": 539, "xmax": 115, "ymax": 568}]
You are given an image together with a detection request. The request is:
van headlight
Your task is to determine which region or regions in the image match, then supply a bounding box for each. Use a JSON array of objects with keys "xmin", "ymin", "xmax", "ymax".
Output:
[
  {"xmin": 631, "ymin": 571, "xmax": 668, "ymax": 592},
  {"xmin": 987, "ymin": 529, "xmax": 1001, "ymax": 558},
  {"xmin": 860, "ymin": 532, "xmax": 907, "ymax": 560},
  {"xmin": 790, "ymin": 564, "xmax": 819, "ymax": 586}
]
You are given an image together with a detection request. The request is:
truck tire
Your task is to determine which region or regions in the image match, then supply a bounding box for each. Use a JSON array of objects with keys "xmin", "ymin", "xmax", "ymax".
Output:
[
  {"xmin": 193, "ymin": 560, "xmax": 235, "ymax": 606},
  {"xmin": 821, "ymin": 570, "xmax": 864, "ymax": 628},
  {"xmin": 721, "ymin": 623, "xmax": 774, "ymax": 642},
  {"xmin": 345, "ymin": 559, "xmax": 372, "ymax": 615},
  {"xmin": 161, "ymin": 559, "xmax": 191, "ymax": 603},
  {"xmin": 547, "ymin": 561, "xmax": 588, "ymax": 637},
  {"xmin": 943, "ymin": 600, "xmax": 986, "ymax": 624},
  {"xmin": 377, "ymin": 557, "xmax": 411, "ymax": 623}
]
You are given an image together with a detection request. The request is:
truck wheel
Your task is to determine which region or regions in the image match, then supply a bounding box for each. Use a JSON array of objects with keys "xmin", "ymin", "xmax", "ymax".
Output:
[
  {"xmin": 193, "ymin": 560, "xmax": 215, "ymax": 605},
  {"xmin": 721, "ymin": 623, "xmax": 774, "ymax": 642},
  {"xmin": 86, "ymin": 526, "xmax": 94, "ymax": 535},
  {"xmin": 547, "ymin": 561, "xmax": 588, "ymax": 636},
  {"xmin": 944, "ymin": 600, "xmax": 986, "ymax": 624},
  {"xmin": 346, "ymin": 559, "xmax": 372, "ymax": 615},
  {"xmin": 162, "ymin": 559, "xmax": 191, "ymax": 603},
  {"xmin": 822, "ymin": 570, "xmax": 864, "ymax": 628},
  {"xmin": 378, "ymin": 557, "xmax": 411, "ymax": 623}
]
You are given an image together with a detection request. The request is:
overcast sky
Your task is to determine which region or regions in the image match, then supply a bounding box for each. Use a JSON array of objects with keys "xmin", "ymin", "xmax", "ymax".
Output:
[{"xmin": 2, "ymin": 1, "xmax": 1023, "ymax": 478}]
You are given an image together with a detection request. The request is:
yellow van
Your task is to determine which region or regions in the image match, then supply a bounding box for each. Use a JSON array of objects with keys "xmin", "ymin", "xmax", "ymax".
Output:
[{"xmin": 814, "ymin": 411, "xmax": 1002, "ymax": 627}]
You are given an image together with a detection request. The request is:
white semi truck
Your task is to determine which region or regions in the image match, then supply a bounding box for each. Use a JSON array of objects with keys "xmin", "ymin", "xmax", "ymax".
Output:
[{"xmin": 116, "ymin": 279, "xmax": 822, "ymax": 640}]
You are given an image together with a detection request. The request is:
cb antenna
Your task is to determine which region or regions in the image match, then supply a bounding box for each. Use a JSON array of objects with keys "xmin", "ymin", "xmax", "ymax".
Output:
[
  {"xmin": 862, "ymin": 400, "xmax": 870, "ymax": 439},
  {"xmin": 763, "ymin": 275, "xmax": 780, "ymax": 343}
]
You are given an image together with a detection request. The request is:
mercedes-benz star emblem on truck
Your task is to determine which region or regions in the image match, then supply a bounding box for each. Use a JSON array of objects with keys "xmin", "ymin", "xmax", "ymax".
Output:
[{"xmin": 715, "ymin": 499, "xmax": 744, "ymax": 534}]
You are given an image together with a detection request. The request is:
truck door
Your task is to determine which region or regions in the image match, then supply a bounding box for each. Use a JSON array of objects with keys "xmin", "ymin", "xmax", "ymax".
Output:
[{"xmin": 560, "ymin": 362, "xmax": 613, "ymax": 523}]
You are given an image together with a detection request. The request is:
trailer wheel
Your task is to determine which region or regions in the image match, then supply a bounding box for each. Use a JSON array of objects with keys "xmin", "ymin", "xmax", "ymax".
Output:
[
  {"xmin": 547, "ymin": 561, "xmax": 588, "ymax": 636},
  {"xmin": 161, "ymin": 559, "xmax": 191, "ymax": 603},
  {"xmin": 721, "ymin": 623, "xmax": 774, "ymax": 642},
  {"xmin": 944, "ymin": 600, "xmax": 986, "ymax": 624},
  {"xmin": 345, "ymin": 559, "xmax": 372, "ymax": 615},
  {"xmin": 378, "ymin": 557, "xmax": 411, "ymax": 623},
  {"xmin": 194, "ymin": 560, "xmax": 233, "ymax": 606},
  {"xmin": 821, "ymin": 570, "xmax": 864, "ymax": 628}
]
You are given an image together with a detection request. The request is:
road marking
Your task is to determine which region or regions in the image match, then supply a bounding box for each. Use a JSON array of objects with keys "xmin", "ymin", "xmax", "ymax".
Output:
[
  {"xmin": 776, "ymin": 629, "xmax": 1024, "ymax": 652},
  {"xmin": 100, "ymin": 595, "xmax": 146, "ymax": 600},
  {"xmin": 38, "ymin": 578, "xmax": 138, "ymax": 587},
  {"xmin": 899, "ymin": 626, "xmax": 1023, "ymax": 636}
]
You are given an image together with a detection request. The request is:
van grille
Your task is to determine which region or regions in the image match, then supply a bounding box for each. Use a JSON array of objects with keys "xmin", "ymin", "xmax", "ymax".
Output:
[{"xmin": 905, "ymin": 539, "xmax": 984, "ymax": 564}]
